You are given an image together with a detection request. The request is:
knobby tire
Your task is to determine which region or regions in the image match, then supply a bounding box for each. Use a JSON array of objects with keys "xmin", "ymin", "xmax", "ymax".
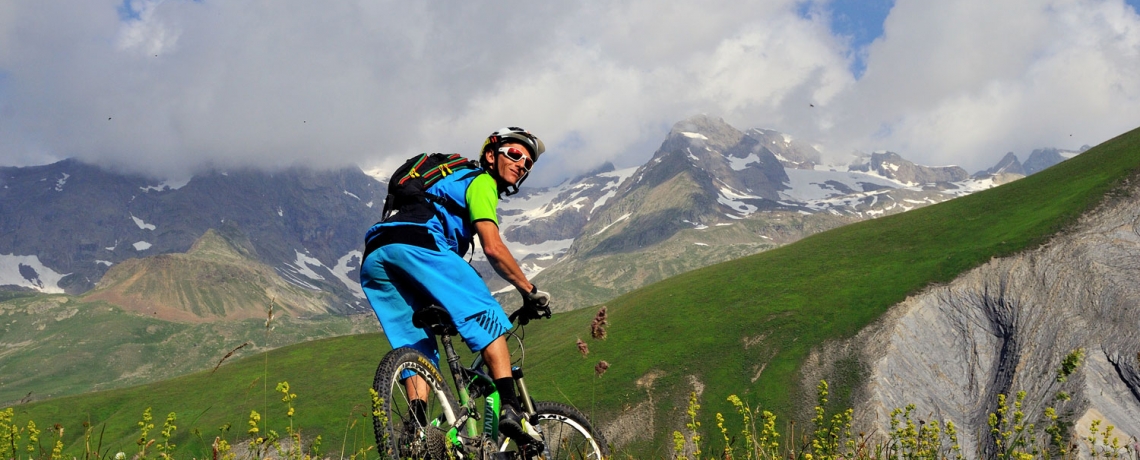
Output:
[
  {"xmin": 500, "ymin": 401, "xmax": 609, "ymax": 459},
  {"xmin": 372, "ymin": 347, "xmax": 458, "ymax": 460}
]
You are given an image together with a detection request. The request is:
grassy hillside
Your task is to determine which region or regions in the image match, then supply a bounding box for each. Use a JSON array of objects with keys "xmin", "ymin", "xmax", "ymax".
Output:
[
  {"xmin": 0, "ymin": 292, "xmax": 374, "ymax": 406},
  {"xmin": 8, "ymin": 126, "xmax": 1140, "ymax": 457},
  {"xmin": 5, "ymin": 331, "xmax": 391, "ymax": 458},
  {"xmin": 0, "ymin": 227, "xmax": 377, "ymax": 406},
  {"xmin": 537, "ymin": 210, "xmax": 854, "ymax": 310}
]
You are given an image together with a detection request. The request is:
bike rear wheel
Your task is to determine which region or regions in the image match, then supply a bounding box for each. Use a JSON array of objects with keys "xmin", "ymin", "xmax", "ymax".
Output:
[
  {"xmin": 499, "ymin": 401, "xmax": 609, "ymax": 459},
  {"xmin": 372, "ymin": 347, "xmax": 458, "ymax": 460}
]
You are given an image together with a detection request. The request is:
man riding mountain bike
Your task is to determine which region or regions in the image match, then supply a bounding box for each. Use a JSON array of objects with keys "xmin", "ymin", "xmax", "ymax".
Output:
[{"xmin": 359, "ymin": 127, "xmax": 550, "ymax": 445}]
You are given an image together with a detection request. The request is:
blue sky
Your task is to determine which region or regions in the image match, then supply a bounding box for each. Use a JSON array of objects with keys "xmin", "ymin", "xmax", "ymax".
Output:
[
  {"xmin": 1, "ymin": 1, "xmax": 1139, "ymax": 183},
  {"xmin": 825, "ymin": 0, "xmax": 895, "ymax": 78}
]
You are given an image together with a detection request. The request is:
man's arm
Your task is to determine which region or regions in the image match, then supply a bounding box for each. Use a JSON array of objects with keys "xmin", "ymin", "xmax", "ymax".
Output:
[{"xmin": 474, "ymin": 220, "xmax": 534, "ymax": 295}]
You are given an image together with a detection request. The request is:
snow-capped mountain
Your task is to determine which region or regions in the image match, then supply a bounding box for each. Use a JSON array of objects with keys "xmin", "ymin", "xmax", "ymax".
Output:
[
  {"xmin": 0, "ymin": 160, "xmax": 382, "ymax": 312},
  {"xmin": 497, "ymin": 115, "xmax": 1080, "ymax": 309},
  {"xmin": 0, "ymin": 116, "xmax": 1079, "ymax": 313}
]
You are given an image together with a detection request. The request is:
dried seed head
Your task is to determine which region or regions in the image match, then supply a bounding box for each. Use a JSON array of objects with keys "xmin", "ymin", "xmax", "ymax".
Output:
[
  {"xmin": 590, "ymin": 306, "xmax": 609, "ymax": 340},
  {"xmin": 577, "ymin": 338, "xmax": 589, "ymax": 357},
  {"xmin": 594, "ymin": 360, "xmax": 610, "ymax": 377}
]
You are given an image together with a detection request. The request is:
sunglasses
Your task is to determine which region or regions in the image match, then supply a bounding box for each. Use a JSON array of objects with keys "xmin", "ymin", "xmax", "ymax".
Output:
[{"xmin": 497, "ymin": 146, "xmax": 534, "ymax": 171}]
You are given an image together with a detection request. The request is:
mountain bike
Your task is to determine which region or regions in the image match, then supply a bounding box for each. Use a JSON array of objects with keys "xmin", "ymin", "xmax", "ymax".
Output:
[{"xmin": 371, "ymin": 303, "xmax": 609, "ymax": 459}]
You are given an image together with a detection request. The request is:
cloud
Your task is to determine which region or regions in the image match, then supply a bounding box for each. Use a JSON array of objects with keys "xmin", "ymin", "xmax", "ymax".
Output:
[
  {"xmin": 0, "ymin": 0, "xmax": 1138, "ymax": 183},
  {"xmin": 821, "ymin": 0, "xmax": 1140, "ymax": 169}
]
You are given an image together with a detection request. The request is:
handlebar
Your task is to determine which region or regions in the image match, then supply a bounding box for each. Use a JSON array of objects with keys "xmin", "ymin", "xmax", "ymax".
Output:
[{"xmin": 508, "ymin": 302, "xmax": 551, "ymax": 326}]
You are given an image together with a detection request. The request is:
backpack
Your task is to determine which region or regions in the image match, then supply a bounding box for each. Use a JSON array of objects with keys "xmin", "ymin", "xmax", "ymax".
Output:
[{"xmin": 381, "ymin": 153, "xmax": 481, "ymax": 224}]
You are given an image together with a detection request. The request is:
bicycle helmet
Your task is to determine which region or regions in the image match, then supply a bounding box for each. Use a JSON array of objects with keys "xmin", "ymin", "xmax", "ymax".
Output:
[
  {"xmin": 481, "ymin": 127, "xmax": 545, "ymax": 163},
  {"xmin": 480, "ymin": 127, "xmax": 545, "ymax": 196}
]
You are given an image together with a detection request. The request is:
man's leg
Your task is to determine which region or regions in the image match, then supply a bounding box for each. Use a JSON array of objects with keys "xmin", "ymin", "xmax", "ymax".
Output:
[
  {"xmin": 481, "ymin": 336, "xmax": 512, "ymax": 379},
  {"xmin": 397, "ymin": 248, "xmax": 535, "ymax": 443},
  {"xmin": 480, "ymin": 335, "xmax": 522, "ymax": 406},
  {"xmin": 361, "ymin": 244, "xmax": 439, "ymax": 426},
  {"xmin": 404, "ymin": 375, "xmax": 429, "ymax": 426}
]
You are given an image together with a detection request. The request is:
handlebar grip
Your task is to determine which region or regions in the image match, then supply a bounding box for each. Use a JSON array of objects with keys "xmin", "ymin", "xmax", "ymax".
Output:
[{"xmin": 509, "ymin": 304, "xmax": 552, "ymax": 325}]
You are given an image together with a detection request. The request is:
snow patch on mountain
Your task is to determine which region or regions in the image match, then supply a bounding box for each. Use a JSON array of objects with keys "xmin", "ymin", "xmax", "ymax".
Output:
[
  {"xmin": 288, "ymin": 250, "xmax": 326, "ymax": 281},
  {"xmin": 343, "ymin": 190, "xmax": 360, "ymax": 200},
  {"xmin": 717, "ymin": 184, "xmax": 760, "ymax": 216},
  {"xmin": 592, "ymin": 167, "xmax": 637, "ymax": 212},
  {"xmin": 594, "ymin": 213, "xmax": 631, "ymax": 236},
  {"xmin": 0, "ymin": 254, "xmax": 67, "ymax": 293},
  {"xmin": 131, "ymin": 214, "xmax": 156, "ymax": 230},
  {"xmin": 332, "ymin": 251, "xmax": 365, "ymax": 299},
  {"xmin": 499, "ymin": 181, "xmax": 575, "ymax": 223},
  {"xmin": 728, "ymin": 153, "xmax": 761, "ymax": 171},
  {"xmin": 780, "ymin": 169, "xmax": 908, "ymax": 202},
  {"xmin": 140, "ymin": 178, "xmax": 190, "ymax": 192},
  {"xmin": 55, "ymin": 173, "xmax": 70, "ymax": 192},
  {"xmin": 133, "ymin": 241, "xmax": 152, "ymax": 251},
  {"xmin": 500, "ymin": 166, "xmax": 636, "ymax": 227},
  {"xmin": 940, "ymin": 176, "xmax": 1006, "ymax": 196},
  {"xmin": 681, "ymin": 132, "xmax": 708, "ymax": 140}
]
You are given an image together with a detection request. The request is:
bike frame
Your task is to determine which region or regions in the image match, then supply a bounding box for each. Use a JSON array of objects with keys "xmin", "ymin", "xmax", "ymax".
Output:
[{"xmin": 435, "ymin": 325, "xmax": 540, "ymax": 452}]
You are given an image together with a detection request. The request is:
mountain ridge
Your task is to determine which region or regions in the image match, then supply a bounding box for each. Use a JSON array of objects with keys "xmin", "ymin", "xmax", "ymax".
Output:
[
  {"xmin": 84, "ymin": 228, "xmax": 332, "ymax": 323},
  {"xmin": 1, "ymin": 115, "xmax": 1083, "ymax": 315}
]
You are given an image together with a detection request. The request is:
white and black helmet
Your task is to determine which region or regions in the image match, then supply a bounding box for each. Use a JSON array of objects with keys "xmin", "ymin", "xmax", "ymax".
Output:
[
  {"xmin": 480, "ymin": 127, "xmax": 545, "ymax": 196},
  {"xmin": 481, "ymin": 127, "xmax": 545, "ymax": 162}
]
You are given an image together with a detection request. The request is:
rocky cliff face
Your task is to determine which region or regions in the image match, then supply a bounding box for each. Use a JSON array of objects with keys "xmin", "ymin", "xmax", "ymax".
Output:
[{"xmin": 806, "ymin": 179, "xmax": 1140, "ymax": 458}]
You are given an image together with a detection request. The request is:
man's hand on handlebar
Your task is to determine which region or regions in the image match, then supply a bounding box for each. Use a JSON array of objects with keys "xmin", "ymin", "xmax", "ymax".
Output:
[
  {"xmin": 523, "ymin": 284, "xmax": 550, "ymax": 307},
  {"xmin": 511, "ymin": 284, "xmax": 552, "ymax": 325}
]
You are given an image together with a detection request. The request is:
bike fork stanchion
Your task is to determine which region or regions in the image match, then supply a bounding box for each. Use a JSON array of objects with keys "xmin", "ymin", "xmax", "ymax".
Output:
[
  {"xmin": 512, "ymin": 366, "xmax": 537, "ymax": 414},
  {"xmin": 439, "ymin": 334, "xmax": 480, "ymax": 440}
]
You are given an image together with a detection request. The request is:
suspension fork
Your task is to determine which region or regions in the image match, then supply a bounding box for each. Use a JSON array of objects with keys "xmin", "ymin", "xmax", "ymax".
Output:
[
  {"xmin": 513, "ymin": 366, "xmax": 536, "ymax": 415},
  {"xmin": 440, "ymin": 334, "xmax": 489, "ymax": 438}
]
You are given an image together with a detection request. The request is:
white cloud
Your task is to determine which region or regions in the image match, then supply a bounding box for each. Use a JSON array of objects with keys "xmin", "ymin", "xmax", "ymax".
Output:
[
  {"xmin": 821, "ymin": 0, "xmax": 1140, "ymax": 170},
  {"xmin": 117, "ymin": 0, "xmax": 180, "ymax": 57},
  {"xmin": 0, "ymin": 0, "xmax": 1137, "ymax": 182}
]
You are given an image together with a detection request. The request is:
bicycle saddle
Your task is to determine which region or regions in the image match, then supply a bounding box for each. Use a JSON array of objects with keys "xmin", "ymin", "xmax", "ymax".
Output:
[{"xmin": 411, "ymin": 304, "xmax": 459, "ymax": 336}]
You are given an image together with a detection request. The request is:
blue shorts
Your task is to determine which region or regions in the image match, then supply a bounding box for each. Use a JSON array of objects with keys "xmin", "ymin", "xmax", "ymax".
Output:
[{"xmin": 360, "ymin": 242, "xmax": 511, "ymax": 370}]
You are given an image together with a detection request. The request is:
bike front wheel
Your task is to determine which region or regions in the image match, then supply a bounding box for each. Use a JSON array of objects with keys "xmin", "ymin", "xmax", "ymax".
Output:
[
  {"xmin": 372, "ymin": 347, "xmax": 458, "ymax": 460},
  {"xmin": 499, "ymin": 401, "xmax": 609, "ymax": 459}
]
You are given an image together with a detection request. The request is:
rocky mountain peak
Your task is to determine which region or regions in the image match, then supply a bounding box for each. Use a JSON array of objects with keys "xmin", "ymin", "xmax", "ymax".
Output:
[
  {"xmin": 666, "ymin": 114, "xmax": 746, "ymax": 151},
  {"xmin": 1023, "ymin": 147, "xmax": 1079, "ymax": 175},
  {"xmin": 851, "ymin": 151, "xmax": 968, "ymax": 185},
  {"xmin": 745, "ymin": 128, "xmax": 822, "ymax": 170},
  {"xmin": 186, "ymin": 227, "xmax": 253, "ymax": 261},
  {"xmin": 974, "ymin": 151, "xmax": 1025, "ymax": 178}
]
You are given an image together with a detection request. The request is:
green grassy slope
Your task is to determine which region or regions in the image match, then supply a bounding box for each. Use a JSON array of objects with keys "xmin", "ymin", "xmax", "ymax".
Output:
[
  {"xmin": 0, "ymin": 292, "xmax": 371, "ymax": 406},
  {"xmin": 7, "ymin": 333, "xmax": 391, "ymax": 458},
  {"xmin": 9, "ymin": 126, "xmax": 1140, "ymax": 457}
]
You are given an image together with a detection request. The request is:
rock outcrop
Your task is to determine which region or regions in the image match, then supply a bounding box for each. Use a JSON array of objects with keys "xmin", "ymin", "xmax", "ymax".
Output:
[{"xmin": 807, "ymin": 179, "xmax": 1140, "ymax": 458}]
